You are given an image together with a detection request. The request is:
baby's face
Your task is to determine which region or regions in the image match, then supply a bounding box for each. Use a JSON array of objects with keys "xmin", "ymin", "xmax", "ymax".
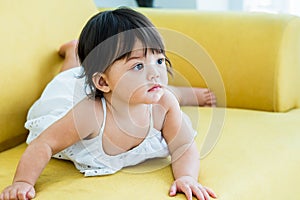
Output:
[{"xmin": 104, "ymin": 40, "xmax": 168, "ymax": 105}]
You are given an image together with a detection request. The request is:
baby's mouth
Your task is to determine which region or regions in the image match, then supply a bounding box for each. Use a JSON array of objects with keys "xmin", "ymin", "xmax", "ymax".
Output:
[{"xmin": 147, "ymin": 84, "xmax": 162, "ymax": 92}]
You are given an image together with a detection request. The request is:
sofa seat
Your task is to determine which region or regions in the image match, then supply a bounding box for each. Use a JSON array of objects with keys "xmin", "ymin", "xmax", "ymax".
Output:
[
  {"xmin": 1, "ymin": 107, "xmax": 299, "ymax": 200},
  {"xmin": 1, "ymin": 0, "xmax": 300, "ymax": 199}
]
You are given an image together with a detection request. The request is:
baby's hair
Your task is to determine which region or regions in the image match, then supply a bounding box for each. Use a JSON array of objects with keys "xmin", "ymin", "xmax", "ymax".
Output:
[{"xmin": 77, "ymin": 7, "xmax": 172, "ymax": 99}]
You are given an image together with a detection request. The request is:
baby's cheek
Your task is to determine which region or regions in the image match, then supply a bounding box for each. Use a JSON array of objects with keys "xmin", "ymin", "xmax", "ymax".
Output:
[{"xmin": 161, "ymin": 73, "xmax": 168, "ymax": 85}]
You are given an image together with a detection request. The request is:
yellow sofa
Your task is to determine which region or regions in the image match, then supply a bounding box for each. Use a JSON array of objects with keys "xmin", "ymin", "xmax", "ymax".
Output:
[{"xmin": 1, "ymin": 0, "xmax": 300, "ymax": 199}]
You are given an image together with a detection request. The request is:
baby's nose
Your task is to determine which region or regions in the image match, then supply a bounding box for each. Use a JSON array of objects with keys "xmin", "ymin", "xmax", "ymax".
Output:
[{"xmin": 147, "ymin": 64, "xmax": 160, "ymax": 81}]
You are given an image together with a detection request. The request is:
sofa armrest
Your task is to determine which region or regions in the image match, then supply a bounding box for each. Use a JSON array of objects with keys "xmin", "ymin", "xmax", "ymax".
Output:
[
  {"xmin": 0, "ymin": 0, "xmax": 97, "ymax": 151},
  {"xmin": 139, "ymin": 9, "xmax": 300, "ymax": 112}
]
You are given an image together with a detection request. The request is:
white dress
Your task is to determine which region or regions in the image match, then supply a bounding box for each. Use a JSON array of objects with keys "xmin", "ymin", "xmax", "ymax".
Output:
[{"xmin": 25, "ymin": 67, "xmax": 170, "ymax": 176}]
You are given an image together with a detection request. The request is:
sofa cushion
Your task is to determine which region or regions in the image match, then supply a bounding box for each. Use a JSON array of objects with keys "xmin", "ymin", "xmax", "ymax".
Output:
[{"xmin": 1, "ymin": 107, "xmax": 299, "ymax": 199}]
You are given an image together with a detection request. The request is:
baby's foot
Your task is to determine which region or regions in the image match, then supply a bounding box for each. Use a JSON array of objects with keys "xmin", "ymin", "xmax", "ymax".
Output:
[
  {"xmin": 58, "ymin": 40, "xmax": 78, "ymax": 58},
  {"xmin": 196, "ymin": 88, "xmax": 216, "ymax": 107},
  {"xmin": 58, "ymin": 40, "xmax": 80, "ymax": 72}
]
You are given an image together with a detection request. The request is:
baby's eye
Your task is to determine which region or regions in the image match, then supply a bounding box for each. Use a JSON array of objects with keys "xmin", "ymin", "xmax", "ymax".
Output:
[
  {"xmin": 157, "ymin": 58, "xmax": 165, "ymax": 65},
  {"xmin": 133, "ymin": 63, "xmax": 144, "ymax": 71}
]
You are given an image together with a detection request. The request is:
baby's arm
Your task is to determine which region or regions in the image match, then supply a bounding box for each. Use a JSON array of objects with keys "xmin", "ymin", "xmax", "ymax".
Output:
[
  {"xmin": 0, "ymin": 99, "xmax": 98, "ymax": 200},
  {"xmin": 160, "ymin": 91, "xmax": 217, "ymax": 200}
]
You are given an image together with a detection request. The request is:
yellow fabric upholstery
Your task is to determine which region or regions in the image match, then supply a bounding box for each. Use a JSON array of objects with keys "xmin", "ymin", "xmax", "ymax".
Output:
[
  {"xmin": 1, "ymin": 1, "xmax": 300, "ymax": 200},
  {"xmin": 0, "ymin": 0, "xmax": 97, "ymax": 152},
  {"xmin": 1, "ymin": 108, "xmax": 299, "ymax": 199},
  {"xmin": 139, "ymin": 9, "xmax": 300, "ymax": 112}
]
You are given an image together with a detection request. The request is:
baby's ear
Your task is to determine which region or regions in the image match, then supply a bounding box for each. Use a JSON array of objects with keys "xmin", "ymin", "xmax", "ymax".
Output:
[{"xmin": 92, "ymin": 73, "xmax": 111, "ymax": 93}]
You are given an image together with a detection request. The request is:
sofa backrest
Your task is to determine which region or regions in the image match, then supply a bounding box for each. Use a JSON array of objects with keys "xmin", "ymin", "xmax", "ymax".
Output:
[
  {"xmin": 0, "ymin": 0, "xmax": 97, "ymax": 152},
  {"xmin": 139, "ymin": 9, "xmax": 300, "ymax": 112},
  {"xmin": 1, "ymin": 3, "xmax": 300, "ymax": 151}
]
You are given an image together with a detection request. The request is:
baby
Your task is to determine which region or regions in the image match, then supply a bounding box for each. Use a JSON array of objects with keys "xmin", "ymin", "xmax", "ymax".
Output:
[{"xmin": 0, "ymin": 8, "xmax": 216, "ymax": 200}]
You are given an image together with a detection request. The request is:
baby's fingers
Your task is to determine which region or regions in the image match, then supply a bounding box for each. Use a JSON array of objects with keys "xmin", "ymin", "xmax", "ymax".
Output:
[
  {"xmin": 169, "ymin": 182, "xmax": 177, "ymax": 196},
  {"xmin": 181, "ymin": 185, "xmax": 193, "ymax": 200},
  {"xmin": 0, "ymin": 190, "xmax": 7, "ymax": 200},
  {"xmin": 0, "ymin": 183, "xmax": 35, "ymax": 200},
  {"xmin": 190, "ymin": 185, "xmax": 205, "ymax": 200},
  {"xmin": 169, "ymin": 182, "xmax": 193, "ymax": 200},
  {"xmin": 7, "ymin": 187, "xmax": 26, "ymax": 200},
  {"xmin": 26, "ymin": 187, "xmax": 35, "ymax": 199},
  {"xmin": 0, "ymin": 186, "xmax": 14, "ymax": 200},
  {"xmin": 17, "ymin": 188, "xmax": 34, "ymax": 200},
  {"xmin": 204, "ymin": 186, "xmax": 217, "ymax": 198},
  {"xmin": 16, "ymin": 189, "xmax": 27, "ymax": 200}
]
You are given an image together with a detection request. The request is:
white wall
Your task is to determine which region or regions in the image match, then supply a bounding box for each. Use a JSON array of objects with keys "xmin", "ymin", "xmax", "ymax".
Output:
[
  {"xmin": 155, "ymin": 0, "xmax": 196, "ymax": 9},
  {"xmin": 243, "ymin": 0, "xmax": 300, "ymax": 16},
  {"xmin": 288, "ymin": 0, "xmax": 300, "ymax": 16},
  {"xmin": 94, "ymin": 0, "xmax": 197, "ymax": 9},
  {"xmin": 94, "ymin": 0, "xmax": 300, "ymax": 16},
  {"xmin": 196, "ymin": 0, "xmax": 228, "ymax": 11},
  {"xmin": 94, "ymin": 0, "xmax": 136, "ymax": 7}
]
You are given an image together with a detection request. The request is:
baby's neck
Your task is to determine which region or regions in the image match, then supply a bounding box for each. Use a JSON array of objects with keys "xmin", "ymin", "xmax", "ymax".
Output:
[{"xmin": 103, "ymin": 96, "xmax": 150, "ymax": 128}]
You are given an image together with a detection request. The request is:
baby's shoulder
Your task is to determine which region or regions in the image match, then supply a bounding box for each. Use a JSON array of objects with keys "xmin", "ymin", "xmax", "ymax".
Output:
[
  {"xmin": 76, "ymin": 97, "xmax": 104, "ymax": 120},
  {"xmin": 72, "ymin": 97, "xmax": 104, "ymax": 137}
]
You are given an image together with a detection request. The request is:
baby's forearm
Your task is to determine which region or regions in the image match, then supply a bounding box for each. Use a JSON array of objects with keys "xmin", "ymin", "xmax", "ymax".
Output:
[
  {"xmin": 171, "ymin": 142, "xmax": 200, "ymax": 180},
  {"xmin": 13, "ymin": 141, "xmax": 52, "ymax": 186}
]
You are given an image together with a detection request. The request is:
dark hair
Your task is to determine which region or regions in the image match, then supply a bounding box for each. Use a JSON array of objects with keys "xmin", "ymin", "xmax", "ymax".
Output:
[{"xmin": 77, "ymin": 7, "xmax": 172, "ymax": 99}]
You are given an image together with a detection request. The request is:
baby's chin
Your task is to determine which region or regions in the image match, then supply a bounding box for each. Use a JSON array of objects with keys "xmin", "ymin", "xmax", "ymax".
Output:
[
  {"xmin": 127, "ymin": 87, "xmax": 165, "ymax": 105},
  {"xmin": 145, "ymin": 88, "xmax": 165, "ymax": 104}
]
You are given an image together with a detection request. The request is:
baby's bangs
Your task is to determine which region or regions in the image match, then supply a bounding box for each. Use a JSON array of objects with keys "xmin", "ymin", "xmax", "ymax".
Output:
[
  {"xmin": 114, "ymin": 27, "xmax": 166, "ymax": 61},
  {"xmin": 134, "ymin": 27, "xmax": 173, "ymax": 76},
  {"xmin": 136, "ymin": 26, "xmax": 166, "ymax": 55},
  {"xmin": 103, "ymin": 27, "xmax": 172, "ymax": 76}
]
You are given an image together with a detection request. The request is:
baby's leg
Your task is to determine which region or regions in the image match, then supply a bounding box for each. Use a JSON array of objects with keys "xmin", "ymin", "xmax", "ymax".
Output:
[
  {"xmin": 168, "ymin": 86, "xmax": 216, "ymax": 107},
  {"xmin": 58, "ymin": 40, "xmax": 80, "ymax": 72}
]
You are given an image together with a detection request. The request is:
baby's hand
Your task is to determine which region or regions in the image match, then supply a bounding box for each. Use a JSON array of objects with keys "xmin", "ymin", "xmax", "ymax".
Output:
[
  {"xmin": 0, "ymin": 182, "xmax": 35, "ymax": 200},
  {"xmin": 169, "ymin": 176, "xmax": 217, "ymax": 200}
]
